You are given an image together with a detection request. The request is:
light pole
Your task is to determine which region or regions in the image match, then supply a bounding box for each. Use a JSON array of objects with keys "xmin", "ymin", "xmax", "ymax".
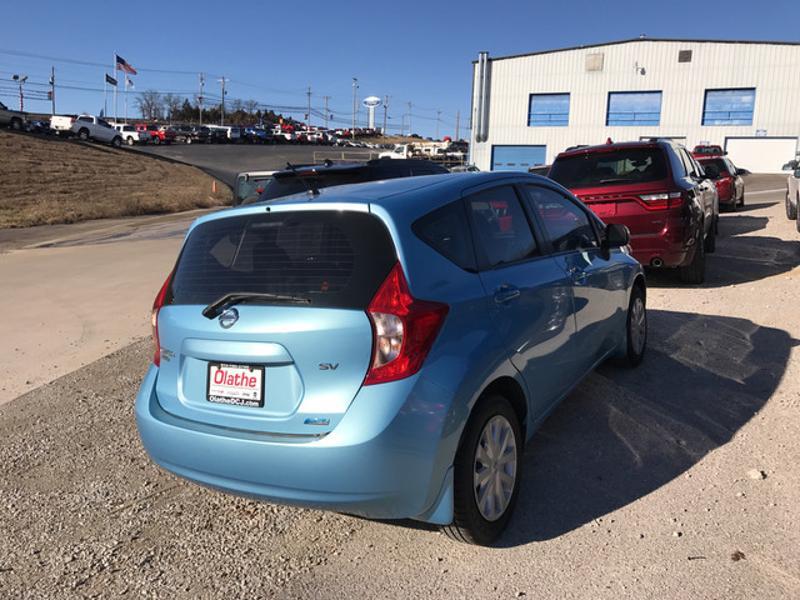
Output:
[
  {"xmin": 12, "ymin": 74, "xmax": 27, "ymax": 111},
  {"xmin": 218, "ymin": 77, "xmax": 228, "ymax": 126},
  {"xmin": 352, "ymin": 77, "xmax": 358, "ymax": 138}
]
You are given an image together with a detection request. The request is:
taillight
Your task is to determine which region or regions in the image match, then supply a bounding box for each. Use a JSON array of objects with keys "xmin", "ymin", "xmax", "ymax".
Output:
[
  {"xmin": 151, "ymin": 271, "xmax": 173, "ymax": 366},
  {"xmin": 639, "ymin": 191, "xmax": 683, "ymax": 211},
  {"xmin": 364, "ymin": 263, "xmax": 448, "ymax": 386}
]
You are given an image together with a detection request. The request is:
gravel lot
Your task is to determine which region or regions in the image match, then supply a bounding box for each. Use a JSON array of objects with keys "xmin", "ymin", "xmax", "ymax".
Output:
[{"xmin": 1, "ymin": 178, "xmax": 799, "ymax": 599}]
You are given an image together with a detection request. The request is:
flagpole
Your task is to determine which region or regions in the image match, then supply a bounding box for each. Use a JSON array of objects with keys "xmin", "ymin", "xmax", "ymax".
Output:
[
  {"xmin": 103, "ymin": 75, "xmax": 107, "ymax": 117},
  {"xmin": 124, "ymin": 78, "xmax": 128, "ymax": 124},
  {"xmin": 113, "ymin": 53, "xmax": 118, "ymax": 123}
]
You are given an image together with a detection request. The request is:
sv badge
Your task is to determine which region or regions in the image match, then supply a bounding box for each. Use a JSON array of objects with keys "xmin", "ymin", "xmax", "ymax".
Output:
[{"xmin": 318, "ymin": 363, "xmax": 339, "ymax": 371}]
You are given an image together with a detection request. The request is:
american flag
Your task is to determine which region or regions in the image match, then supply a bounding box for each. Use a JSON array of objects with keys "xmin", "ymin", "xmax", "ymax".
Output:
[{"xmin": 115, "ymin": 54, "xmax": 137, "ymax": 75}]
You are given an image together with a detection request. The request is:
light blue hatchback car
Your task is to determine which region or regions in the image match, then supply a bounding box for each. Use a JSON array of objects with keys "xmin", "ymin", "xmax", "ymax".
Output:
[{"xmin": 136, "ymin": 172, "xmax": 646, "ymax": 545}]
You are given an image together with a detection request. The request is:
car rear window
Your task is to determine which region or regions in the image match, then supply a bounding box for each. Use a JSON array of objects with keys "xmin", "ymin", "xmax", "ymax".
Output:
[
  {"xmin": 169, "ymin": 211, "xmax": 396, "ymax": 309},
  {"xmin": 698, "ymin": 158, "xmax": 728, "ymax": 174},
  {"xmin": 550, "ymin": 147, "xmax": 669, "ymax": 188},
  {"xmin": 254, "ymin": 171, "xmax": 367, "ymax": 202}
]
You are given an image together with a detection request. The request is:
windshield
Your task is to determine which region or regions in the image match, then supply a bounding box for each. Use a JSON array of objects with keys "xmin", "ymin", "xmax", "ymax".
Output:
[
  {"xmin": 249, "ymin": 170, "xmax": 367, "ymax": 203},
  {"xmin": 169, "ymin": 211, "xmax": 396, "ymax": 310},
  {"xmin": 550, "ymin": 148, "xmax": 669, "ymax": 188}
]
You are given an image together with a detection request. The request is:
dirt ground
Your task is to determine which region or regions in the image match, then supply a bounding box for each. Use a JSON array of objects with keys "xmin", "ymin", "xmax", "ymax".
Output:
[
  {"xmin": 0, "ymin": 177, "xmax": 798, "ymax": 599},
  {"xmin": 0, "ymin": 131, "xmax": 230, "ymax": 228}
]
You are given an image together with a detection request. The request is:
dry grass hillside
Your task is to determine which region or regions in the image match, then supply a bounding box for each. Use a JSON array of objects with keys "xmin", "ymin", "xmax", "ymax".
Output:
[{"xmin": 0, "ymin": 131, "xmax": 231, "ymax": 228}]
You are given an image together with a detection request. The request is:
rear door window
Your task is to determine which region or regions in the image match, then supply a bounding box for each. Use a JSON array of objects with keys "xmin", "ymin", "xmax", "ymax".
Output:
[
  {"xmin": 169, "ymin": 211, "xmax": 396, "ymax": 309},
  {"xmin": 413, "ymin": 200, "xmax": 476, "ymax": 271},
  {"xmin": 549, "ymin": 147, "xmax": 668, "ymax": 188},
  {"xmin": 523, "ymin": 186, "xmax": 599, "ymax": 253},
  {"xmin": 466, "ymin": 186, "xmax": 538, "ymax": 268}
]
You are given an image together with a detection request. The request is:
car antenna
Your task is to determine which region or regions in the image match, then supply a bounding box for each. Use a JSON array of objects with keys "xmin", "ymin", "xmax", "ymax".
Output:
[{"xmin": 285, "ymin": 161, "xmax": 319, "ymax": 197}]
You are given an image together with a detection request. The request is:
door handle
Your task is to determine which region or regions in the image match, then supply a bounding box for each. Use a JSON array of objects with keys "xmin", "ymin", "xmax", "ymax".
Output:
[
  {"xmin": 567, "ymin": 266, "xmax": 588, "ymax": 283},
  {"xmin": 494, "ymin": 284, "xmax": 521, "ymax": 304}
]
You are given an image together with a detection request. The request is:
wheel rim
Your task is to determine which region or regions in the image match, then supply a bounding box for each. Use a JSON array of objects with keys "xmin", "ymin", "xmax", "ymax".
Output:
[
  {"xmin": 473, "ymin": 415, "xmax": 517, "ymax": 522},
  {"xmin": 629, "ymin": 296, "xmax": 646, "ymax": 355}
]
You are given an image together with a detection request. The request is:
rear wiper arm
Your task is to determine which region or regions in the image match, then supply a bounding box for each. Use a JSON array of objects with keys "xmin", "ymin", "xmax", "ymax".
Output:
[{"xmin": 202, "ymin": 292, "xmax": 311, "ymax": 319}]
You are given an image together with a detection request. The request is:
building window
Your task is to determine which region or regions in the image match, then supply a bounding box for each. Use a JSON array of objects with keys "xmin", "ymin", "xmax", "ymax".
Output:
[
  {"xmin": 606, "ymin": 91, "xmax": 662, "ymax": 126},
  {"xmin": 491, "ymin": 145, "xmax": 546, "ymax": 172},
  {"xmin": 528, "ymin": 93, "xmax": 569, "ymax": 127},
  {"xmin": 678, "ymin": 49, "xmax": 692, "ymax": 63},
  {"xmin": 702, "ymin": 88, "xmax": 755, "ymax": 125}
]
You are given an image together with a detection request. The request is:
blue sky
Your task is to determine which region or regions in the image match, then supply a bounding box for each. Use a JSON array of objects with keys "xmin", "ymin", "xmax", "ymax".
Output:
[{"xmin": 0, "ymin": 0, "xmax": 794, "ymax": 138}]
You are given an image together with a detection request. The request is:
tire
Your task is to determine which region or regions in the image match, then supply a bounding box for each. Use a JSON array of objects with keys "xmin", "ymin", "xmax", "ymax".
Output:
[
  {"xmin": 623, "ymin": 284, "xmax": 647, "ymax": 367},
  {"xmin": 10, "ymin": 117, "xmax": 23, "ymax": 131},
  {"xmin": 786, "ymin": 189, "xmax": 797, "ymax": 220},
  {"xmin": 704, "ymin": 218, "xmax": 716, "ymax": 253},
  {"xmin": 797, "ymin": 199, "xmax": 800, "ymax": 233},
  {"xmin": 126, "ymin": 137, "xmax": 134, "ymax": 146},
  {"xmin": 111, "ymin": 136, "xmax": 122, "ymax": 148},
  {"xmin": 442, "ymin": 395, "xmax": 522, "ymax": 546},
  {"xmin": 679, "ymin": 226, "xmax": 706, "ymax": 284},
  {"xmin": 78, "ymin": 128, "xmax": 89, "ymax": 141}
]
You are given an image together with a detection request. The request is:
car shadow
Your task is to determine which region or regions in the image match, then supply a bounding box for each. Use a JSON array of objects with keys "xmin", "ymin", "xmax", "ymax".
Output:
[
  {"xmin": 497, "ymin": 309, "xmax": 794, "ymax": 547},
  {"xmin": 646, "ymin": 216, "xmax": 800, "ymax": 289}
]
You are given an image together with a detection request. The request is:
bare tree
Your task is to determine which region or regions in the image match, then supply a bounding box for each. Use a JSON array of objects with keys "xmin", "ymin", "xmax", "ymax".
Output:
[
  {"xmin": 162, "ymin": 93, "xmax": 183, "ymax": 124},
  {"xmin": 230, "ymin": 98, "xmax": 244, "ymax": 113},
  {"xmin": 136, "ymin": 90, "xmax": 163, "ymax": 120},
  {"xmin": 244, "ymin": 99, "xmax": 259, "ymax": 114}
]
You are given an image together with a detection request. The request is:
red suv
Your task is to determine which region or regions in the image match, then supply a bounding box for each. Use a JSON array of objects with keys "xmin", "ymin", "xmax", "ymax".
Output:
[
  {"xmin": 549, "ymin": 140, "xmax": 718, "ymax": 283},
  {"xmin": 135, "ymin": 123, "xmax": 176, "ymax": 145},
  {"xmin": 692, "ymin": 153, "xmax": 745, "ymax": 211}
]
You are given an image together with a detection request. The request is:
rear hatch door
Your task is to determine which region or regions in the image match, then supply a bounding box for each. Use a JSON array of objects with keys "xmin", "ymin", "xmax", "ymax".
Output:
[
  {"xmin": 549, "ymin": 146, "xmax": 676, "ymax": 236},
  {"xmin": 155, "ymin": 208, "xmax": 396, "ymax": 435}
]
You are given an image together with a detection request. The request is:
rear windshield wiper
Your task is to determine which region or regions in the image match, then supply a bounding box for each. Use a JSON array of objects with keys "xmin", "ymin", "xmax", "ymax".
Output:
[{"xmin": 202, "ymin": 292, "xmax": 311, "ymax": 319}]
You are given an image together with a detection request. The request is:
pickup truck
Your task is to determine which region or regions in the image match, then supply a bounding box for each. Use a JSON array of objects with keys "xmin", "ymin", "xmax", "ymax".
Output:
[
  {"xmin": 0, "ymin": 101, "xmax": 26, "ymax": 130},
  {"xmin": 51, "ymin": 114, "xmax": 123, "ymax": 146},
  {"xmin": 110, "ymin": 122, "xmax": 149, "ymax": 146},
  {"xmin": 134, "ymin": 123, "xmax": 176, "ymax": 145}
]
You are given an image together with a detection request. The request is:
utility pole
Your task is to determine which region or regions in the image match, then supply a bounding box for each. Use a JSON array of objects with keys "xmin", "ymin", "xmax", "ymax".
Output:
[
  {"xmin": 351, "ymin": 77, "xmax": 358, "ymax": 138},
  {"xmin": 306, "ymin": 86, "xmax": 312, "ymax": 129},
  {"xmin": 49, "ymin": 67, "xmax": 55, "ymax": 116},
  {"xmin": 12, "ymin": 74, "xmax": 27, "ymax": 111},
  {"xmin": 435, "ymin": 109, "xmax": 441, "ymax": 140},
  {"xmin": 455, "ymin": 109, "xmax": 460, "ymax": 141},
  {"xmin": 218, "ymin": 76, "xmax": 228, "ymax": 126},
  {"xmin": 382, "ymin": 95, "xmax": 389, "ymax": 137},
  {"xmin": 198, "ymin": 73, "xmax": 205, "ymax": 126},
  {"xmin": 407, "ymin": 101, "xmax": 412, "ymax": 136},
  {"xmin": 323, "ymin": 95, "xmax": 331, "ymax": 129}
]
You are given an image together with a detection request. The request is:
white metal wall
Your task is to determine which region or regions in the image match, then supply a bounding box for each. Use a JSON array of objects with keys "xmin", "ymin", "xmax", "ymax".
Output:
[{"xmin": 470, "ymin": 40, "xmax": 800, "ymax": 171}]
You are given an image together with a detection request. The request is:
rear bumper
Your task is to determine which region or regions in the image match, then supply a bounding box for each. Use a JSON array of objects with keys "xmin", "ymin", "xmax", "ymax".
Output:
[{"xmin": 135, "ymin": 366, "xmax": 454, "ymax": 522}]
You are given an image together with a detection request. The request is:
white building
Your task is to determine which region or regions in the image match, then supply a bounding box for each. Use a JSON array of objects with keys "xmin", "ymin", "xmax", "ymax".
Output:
[{"xmin": 470, "ymin": 38, "xmax": 800, "ymax": 173}]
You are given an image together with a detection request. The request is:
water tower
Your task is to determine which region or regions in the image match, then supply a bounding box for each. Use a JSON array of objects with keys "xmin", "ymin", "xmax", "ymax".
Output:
[{"xmin": 362, "ymin": 96, "xmax": 382, "ymax": 129}]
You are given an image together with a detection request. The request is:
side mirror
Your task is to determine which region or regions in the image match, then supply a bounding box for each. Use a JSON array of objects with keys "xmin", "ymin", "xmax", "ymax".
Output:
[
  {"xmin": 736, "ymin": 168, "xmax": 748, "ymax": 176},
  {"xmin": 604, "ymin": 223, "xmax": 630, "ymax": 250},
  {"xmin": 794, "ymin": 169, "xmax": 800, "ymax": 179}
]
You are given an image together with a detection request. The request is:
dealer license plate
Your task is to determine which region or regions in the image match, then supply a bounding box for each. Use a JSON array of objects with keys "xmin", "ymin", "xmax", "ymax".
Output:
[{"xmin": 207, "ymin": 362, "xmax": 264, "ymax": 408}]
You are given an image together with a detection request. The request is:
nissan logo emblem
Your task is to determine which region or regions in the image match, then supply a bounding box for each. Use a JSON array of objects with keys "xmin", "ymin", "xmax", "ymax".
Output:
[{"xmin": 218, "ymin": 308, "xmax": 239, "ymax": 329}]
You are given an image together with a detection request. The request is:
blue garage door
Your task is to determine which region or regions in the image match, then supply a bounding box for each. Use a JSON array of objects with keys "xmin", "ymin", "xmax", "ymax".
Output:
[{"xmin": 492, "ymin": 145, "xmax": 546, "ymax": 172}]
